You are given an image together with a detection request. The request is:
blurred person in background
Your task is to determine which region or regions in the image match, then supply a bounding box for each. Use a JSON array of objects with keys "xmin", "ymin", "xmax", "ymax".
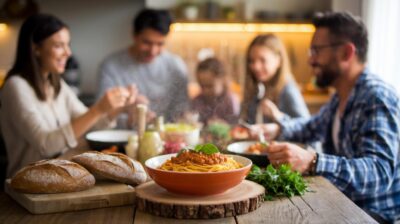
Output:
[
  {"xmin": 0, "ymin": 14, "xmax": 138, "ymax": 177},
  {"xmin": 240, "ymin": 34, "xmax": 309, "ymax": 124},
  {"xmin": 97, "ymin": 9, "xmax": 189, "ymax": 128},
  {"xmin": 191, "ymin": 57, "xmax": 240, "ymax": 125}
]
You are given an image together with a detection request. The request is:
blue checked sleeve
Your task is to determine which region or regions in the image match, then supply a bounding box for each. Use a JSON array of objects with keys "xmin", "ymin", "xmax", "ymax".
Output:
[
  {"xmin": 278, "ymin": 100, "xmax": 335, "ymax": 144},
  {"xmin": 316, "ymin": 95, "xmax": 400, "ymax": 196}
]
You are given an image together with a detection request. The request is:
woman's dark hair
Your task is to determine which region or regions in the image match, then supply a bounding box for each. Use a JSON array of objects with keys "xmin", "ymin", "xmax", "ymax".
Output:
[
  {"xmin": 133, "ymin": 9, "xmax": 172, "ymax": 35},
  {"xmin": 312, "ymin": 11, "xmax": 368, "ymax": 63},
  {"xmin": 6, "ymin": 13, "xmax": 68, "ymax": 101}
]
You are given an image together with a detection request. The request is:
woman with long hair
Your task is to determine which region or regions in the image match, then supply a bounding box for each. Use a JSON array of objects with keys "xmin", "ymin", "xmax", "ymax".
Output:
[
  {"xmin": 0, "ymin": 13, "xmax": 138, "ymax": 177},
  {"xmin": 240, "ymin": 34, "xmax": 309, "ymax": 124}
]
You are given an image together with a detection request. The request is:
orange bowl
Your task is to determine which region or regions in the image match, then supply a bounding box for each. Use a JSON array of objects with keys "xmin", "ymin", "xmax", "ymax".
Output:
[{"xmin": 145, "ymin": 154, "xmax": 252, "ymax": 196}]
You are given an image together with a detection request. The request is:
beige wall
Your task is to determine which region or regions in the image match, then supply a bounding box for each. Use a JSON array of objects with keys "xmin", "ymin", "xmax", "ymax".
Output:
[
  {"xmin": 332, "ymin": 0, "xmax": 362, "ymax": 16},
  {"xmin": 0, "ymin": 0, "xmax": 363, "ymax": 95},
  {"xmin": 167, "ymin": 30, "xmax": 313, "ymax": 89},
  {"xmin": 0, "ymin": 0, "xmax": 144, "ymax": 94}
]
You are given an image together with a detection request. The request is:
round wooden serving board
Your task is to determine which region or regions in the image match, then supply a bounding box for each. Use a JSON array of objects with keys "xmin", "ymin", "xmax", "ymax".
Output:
[{"xmin": 135, "ymin": 180, "xmax": 265, "ymax": 219}]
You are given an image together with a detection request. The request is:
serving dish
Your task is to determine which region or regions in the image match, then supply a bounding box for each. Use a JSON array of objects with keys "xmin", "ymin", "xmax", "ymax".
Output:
[
  {"xmin": 145, "ymin": 153, "xmax": 252, "ymax": 195},
  {"xmin": 164, "ymin": 123, "xmax": 200, "ymax": 146}
]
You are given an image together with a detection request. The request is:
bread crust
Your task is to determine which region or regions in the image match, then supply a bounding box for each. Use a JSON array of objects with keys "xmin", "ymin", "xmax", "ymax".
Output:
[
  {"xmin": 72, "ymin": 151, "xmax": 147, "ymax": 185},
  {"xmin": 11, "ymin": 159, "xmax": 95, "ymax": 194}
]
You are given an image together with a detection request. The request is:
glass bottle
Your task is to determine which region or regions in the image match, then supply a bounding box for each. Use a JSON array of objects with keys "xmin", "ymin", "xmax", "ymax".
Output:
[
  {"xmin": 125, "ymin": 134, "xmax": 139, "ymax": 159},
  {"xmin": 137, "ymin": 130, "xmax": 163, "ymax": 165},
  {"xmin": 155, "ymin": 116, "xmax": 165, "ymax": 140}
]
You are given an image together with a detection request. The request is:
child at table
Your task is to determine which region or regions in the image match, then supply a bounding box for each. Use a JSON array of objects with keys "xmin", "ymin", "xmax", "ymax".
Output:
[{"xmin": 191, "ymin": 57, "xmax": 240, "ymax": 125}]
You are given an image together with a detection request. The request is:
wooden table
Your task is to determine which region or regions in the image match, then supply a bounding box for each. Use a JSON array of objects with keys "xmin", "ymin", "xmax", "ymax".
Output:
[{"xmin": 0, "ymin": 176, "xmax": 377, "ymax": 224}]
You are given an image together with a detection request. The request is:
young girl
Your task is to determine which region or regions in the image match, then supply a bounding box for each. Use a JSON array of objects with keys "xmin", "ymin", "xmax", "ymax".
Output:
[
  {"xmin": 240, "ymin": 34, "xmax": 309, "ymax": 124},
  {"xmin": 191, "ymin": 58, "xmax": 240, "ymax": 125},
  {"xmin": 0, "ymin": 14, "xmax": 137, "ymax": 177}
]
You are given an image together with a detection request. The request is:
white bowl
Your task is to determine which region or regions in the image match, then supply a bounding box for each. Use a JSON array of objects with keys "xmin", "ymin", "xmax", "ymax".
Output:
[
  {"xmin": 164, "ymin": 123, "xmax": 200, "ymax": 146},
  {"xmin": 227, "ymin": 141, "xmax": 270, "ymax": 167}
]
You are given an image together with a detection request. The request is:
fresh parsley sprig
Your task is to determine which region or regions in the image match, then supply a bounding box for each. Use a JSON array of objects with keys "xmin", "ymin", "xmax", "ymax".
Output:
[{"xmin": 246, "ymin": 164, "xmax": 309, "ymax": 200}]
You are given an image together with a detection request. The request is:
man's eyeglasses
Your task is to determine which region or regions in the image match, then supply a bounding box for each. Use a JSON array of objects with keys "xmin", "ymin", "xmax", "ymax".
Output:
[{"xmin": 308, "ymin": 42, "xmax": 346, "ymax": 57}]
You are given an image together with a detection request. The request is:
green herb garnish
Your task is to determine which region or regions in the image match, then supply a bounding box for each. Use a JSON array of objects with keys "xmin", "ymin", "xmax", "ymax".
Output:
[
  {"xmin": 260, "ymin": 141, "xmax": 269, "ymax": 148},
  {"xmin": 206, "ymin": 123, "xmax": 231, "ymax": 140},
  {"xmin": 193, "ymin": 143, "xmax": 219, "ymax": 154},
  {"xmin": 246, "ymin": 164, "xmax": 309, "ymax": 200},
  {"xmin": 177, "ymin": 143, "xmax": 220, "ymax": 155}
]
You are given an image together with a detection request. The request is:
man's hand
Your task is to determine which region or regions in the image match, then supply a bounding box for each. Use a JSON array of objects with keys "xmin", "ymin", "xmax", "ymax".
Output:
[
  {"xmin": 136, "ymin": 94, "xmax": 150, "ymax": 105},
  {"xmin": 103, "ymin": 85, "xmax": 139, "ymax": 120},
  {"xmin": 249, "ymin": 123, "xmax": 281, "ymax": 141},
  {"xmin": 95, "ymin": 87, "xmax": 131, "ymax": 114},
  {"xmin": 265, "ymin": 142, "xmax": 316, "ymax": 174},
  {"xmin": 125, "ymin": 84, "xmax": 138, "ymax": 106}
]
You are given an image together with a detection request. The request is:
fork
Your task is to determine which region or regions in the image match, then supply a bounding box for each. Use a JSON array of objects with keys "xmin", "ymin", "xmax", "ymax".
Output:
[
  {"xmin": 256, "ymin": 83, "xmax": 266, "ymax": 124},
  {"xmin": 238, "ymin": 119, "xmax": 253, "ymax": 130}
]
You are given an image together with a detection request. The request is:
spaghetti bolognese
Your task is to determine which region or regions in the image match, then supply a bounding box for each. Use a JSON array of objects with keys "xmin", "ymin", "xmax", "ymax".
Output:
[{"xmin": 159, "ymin": 150, "xmax": 243, "ymax": 172}]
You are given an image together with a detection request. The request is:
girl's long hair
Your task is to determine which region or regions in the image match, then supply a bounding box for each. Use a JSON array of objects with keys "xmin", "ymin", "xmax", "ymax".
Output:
[
  {"xmin": 196, "ymin": 57, "xmax": 230, "ymax": 93},
  {"xmin": 240, "ymin": 34, "xmax": 294, "ymax": 120}
]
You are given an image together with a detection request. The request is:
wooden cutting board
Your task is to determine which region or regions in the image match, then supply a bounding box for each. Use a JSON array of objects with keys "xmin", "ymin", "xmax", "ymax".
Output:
[
  {"xmin": 5, "ymin": 179, "xmax": 135, "ymax": 214},
  {"xmin": 136, "ymin": 180, "xmax": 265, "ymax": 219}
]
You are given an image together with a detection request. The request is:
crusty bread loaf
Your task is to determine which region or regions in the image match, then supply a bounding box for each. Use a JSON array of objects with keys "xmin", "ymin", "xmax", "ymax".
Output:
[
  {"xmin": 11, "ymin": 159, "xmax": 95, "ymax": 194},
  {"xmin": 72, "ymin": 151, "xmax": 147, "ymax": 185}
]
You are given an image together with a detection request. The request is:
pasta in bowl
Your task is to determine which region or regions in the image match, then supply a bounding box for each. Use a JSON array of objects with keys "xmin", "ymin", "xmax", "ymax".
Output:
[{"xmin": 145, "ymin": 144, "xmax": 252, "ymax": 195}]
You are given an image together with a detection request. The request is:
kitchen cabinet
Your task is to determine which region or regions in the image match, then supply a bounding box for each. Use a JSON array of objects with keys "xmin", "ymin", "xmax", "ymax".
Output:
[{"xmin": 146, "ymin": 0, "xmax": 332, "ymax": 22}]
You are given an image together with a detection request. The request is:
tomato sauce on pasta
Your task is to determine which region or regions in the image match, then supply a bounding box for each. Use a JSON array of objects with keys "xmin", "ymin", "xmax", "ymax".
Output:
[{"xmin": 159, "ymin": 150, "xmax": 243, "ymax": 172}]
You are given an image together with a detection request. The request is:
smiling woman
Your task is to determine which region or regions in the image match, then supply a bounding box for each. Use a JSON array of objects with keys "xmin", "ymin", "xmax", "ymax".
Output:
[
  {"xmin": 240, "ymin": 34, "xmax": 309, "ymax": 124},
  {"xmin": 34, "ymin": 27, "xmax": 71, "ymax": 77},
  {"xmin": 0, "ymin": 13, "xmax": 139, "ymax": 178}
]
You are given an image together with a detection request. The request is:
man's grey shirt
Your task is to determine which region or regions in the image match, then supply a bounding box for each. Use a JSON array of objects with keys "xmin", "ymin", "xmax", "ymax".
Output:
[{"xmin": 97, "ymin": 49, "xmax": 189, "ymax": 125}]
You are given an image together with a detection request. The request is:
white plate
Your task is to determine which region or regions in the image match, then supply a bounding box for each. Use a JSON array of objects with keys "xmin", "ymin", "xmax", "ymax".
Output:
[{"xmin": 86, "ymin": 130, "xmax": 136, "ymax": 143}]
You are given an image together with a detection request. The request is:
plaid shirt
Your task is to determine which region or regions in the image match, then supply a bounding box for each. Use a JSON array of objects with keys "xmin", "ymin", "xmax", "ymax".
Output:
[{"xmin": 279, "ymin": 69, "xmax": 400, "ymax": 222}]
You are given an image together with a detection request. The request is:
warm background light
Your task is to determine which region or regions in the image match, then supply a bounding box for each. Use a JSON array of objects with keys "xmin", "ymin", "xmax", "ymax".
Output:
[
  {"xmin": 0, "ymin": 23, "xmax": 7, "ymax": 32},
  {"xmin": 171, "ymin": 23, "xmax": 315, "ymax": 33},
  {"xmin": 168, "ymin": 22, "xmax": 314, "ymax": 99}
]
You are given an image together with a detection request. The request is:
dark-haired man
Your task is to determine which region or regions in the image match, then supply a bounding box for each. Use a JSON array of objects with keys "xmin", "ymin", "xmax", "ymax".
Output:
[
  {"xmin": 97, "ymin": 9, "xmax": 189, "ymax": 126},
  {"xmin": 251, "ymin": 11, "xmax": 400, "ymax": 223}
]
